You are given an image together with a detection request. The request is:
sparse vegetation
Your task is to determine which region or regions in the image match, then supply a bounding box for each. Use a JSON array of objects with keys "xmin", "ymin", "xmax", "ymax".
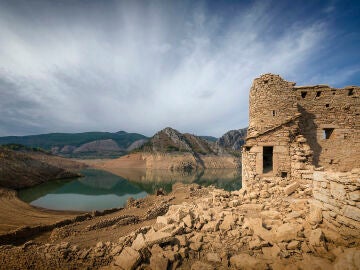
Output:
[{"xmin": 1, "ymin": 143, "xmax": 49, "ymax": 153}]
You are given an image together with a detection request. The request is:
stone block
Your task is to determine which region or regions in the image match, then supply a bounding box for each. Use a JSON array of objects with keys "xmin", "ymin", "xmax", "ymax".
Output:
[
  {"xmin": 302, "ymin": 174, "xmax": 313, "ymax": 179},
  {"xmin": 313, "ymin": 171, "xmax": 325, "ymax": 181},
  {"xmin": 156, "ymin": 216, "xmax": 169, "ymax": 225},
  {"xmin": 349, "ymin": 190, "xmax": 360, "ymax": 202},
  {"xmin": 287, "ymin": 240, "xmax": 300, "ymax": 250},
  {"xmin": 322, "ymin": 202, "xmax": 342, "ymax": 214},
  {"xmin": 230, "ymin": 253, "xmax": 267, "ymax": 269},
  {"xmin": 274, "ymin": 145, "xmax": 288, "ymax": 153},
  {"xmin": 206, "ymin": 252, "xmax": 221, "ymax": 263},
  {"xmin": 219, "ymin": 214, "xmax": 237, "ymax": 231},
  {"xmin": 242, "ymin": 217, "xmax": 272, "ymax": 242},
  {"xmin": 145, "ymin": 230, "xmax": 173, "ymax": 247},
  {"xmin": 275, "ymin": 223, "xmax": 302, "ymax": 243},
  {"xmin": 309, "ymin": 203, "xmax": 323, "ymax": 225},
  {"xmin": 114, "ymin": 247, "xmax": 141, "ymax": 270},
  {"xmin": 309, "ymin": 228, "xmax": 327, "ymax": 254},
  {"xmin": 330, "ymin": 182, "xmax": 346, "ymax": 200},
  {"xmin": 314, "ymin": 192, "xmax": 342, "ymax": 208},
  {"xmin": 131, "ymin": 233, "xmax": 145, "ymax": 251},
  {"xmin": 343, "ymin": 205, "xmax": 360, "ymax": 222},
  {"xmin": 284, "ymin": 182, "xmax": 300, "ymax": 195},
  {"xmin": 182, "ymin": 214, "xmax": 193, "ymax": 228},
  {"xmin": 202, "ymin": 220, "xmax": 220, "ymax": 232},
  {"xmin": 150, "ymin": 254, "xmax": 168, "ymax": 270}
]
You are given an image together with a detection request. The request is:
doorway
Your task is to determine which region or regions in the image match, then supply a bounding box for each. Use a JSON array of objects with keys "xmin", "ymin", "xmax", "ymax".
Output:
[{"xmin": 263, "ymin": 146, "xmax": 273, "ymax": 173}]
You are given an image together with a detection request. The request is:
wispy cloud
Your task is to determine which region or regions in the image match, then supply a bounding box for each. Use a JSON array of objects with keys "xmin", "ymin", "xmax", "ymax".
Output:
[{"xmin": 0, "ymin": 0, "xmax": 357, "ymax": 136}]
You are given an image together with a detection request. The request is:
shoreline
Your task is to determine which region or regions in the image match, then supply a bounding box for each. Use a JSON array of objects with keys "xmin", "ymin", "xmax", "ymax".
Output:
[
  {"xmin": 0, "ymin": 177, "xmax": 209, "ymax": 247},
  {"xmin": 0, "ymin": 158, "xmax": 242, "ymax": 239},
  {"xmin": 0, "ymin": 186, "xmax": 133, "ymax": 245}
]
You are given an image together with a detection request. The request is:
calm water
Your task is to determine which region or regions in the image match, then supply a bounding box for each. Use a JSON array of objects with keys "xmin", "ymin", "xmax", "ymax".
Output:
[{"xmin": 18, "ymin": 168, "xmax": 241, "ymax": 211}]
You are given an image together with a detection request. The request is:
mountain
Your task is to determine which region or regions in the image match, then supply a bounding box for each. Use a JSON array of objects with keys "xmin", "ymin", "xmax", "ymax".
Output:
[
  {"xmin": 126, "ymin": 139, "xmax": 148, "ymax": 152},
  {"xmin": 0, "ymin": 131, "xmax": 148, "ymax": 158},
  {"xmin": 216, "ymin": 128, "xmax": 247, "ymax": 151},
  {"xmin": 102, "ymin": 127, "xmax": 241, "ymax": 171},
  {"xmin": 138, "ymin": 127, "xmax": 217, "ymax": 155}
]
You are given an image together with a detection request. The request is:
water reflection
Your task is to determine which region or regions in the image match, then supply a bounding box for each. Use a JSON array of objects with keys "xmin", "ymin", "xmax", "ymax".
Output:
[
  {"xmin": 18, "ymin": 168, "xmax": 241, "ymax": 211},
  {"xmin": 106, "ymin": 168, "xmax": 242, "ymax": 193},
  {"xmin": 18, "ymin": 169, "xmax": 147, "ymax": 211}
]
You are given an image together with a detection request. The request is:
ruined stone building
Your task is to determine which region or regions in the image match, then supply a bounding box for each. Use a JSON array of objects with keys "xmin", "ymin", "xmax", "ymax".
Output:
[
  {"xmin": 242, "ymin": 73, "xmax": 359, "ymax": 181},
  {"xmin": 242, "ymin": 74, "xmax": 360, "ymax": 235}
]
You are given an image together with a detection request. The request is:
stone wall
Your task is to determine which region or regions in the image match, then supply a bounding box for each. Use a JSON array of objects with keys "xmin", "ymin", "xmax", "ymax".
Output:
[
  {"xmin": 289, "ymin": 135, "xmax": 314, "ymax": 182},
  {"xmin": 242, "ymin": 123, "xmax": 296, "ymax": 188},
  {"xmin": 295, "ymin": 85, "xmax": 360, "ymax": 171},
  {"xmin": 247, "ymin": 74, "xmax": 297, "ymax": 138},
  {"xmin": 311, "ymin": 169, "xmax": 360, "ymax": 237},
  {"xmin": 244, "ymin": 73, "xmax": 360, "ymax": 175}
]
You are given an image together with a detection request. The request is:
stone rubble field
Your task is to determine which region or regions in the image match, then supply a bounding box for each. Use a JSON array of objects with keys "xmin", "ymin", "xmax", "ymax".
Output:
[{"xmin": 1, "ymin": 181, "xmax": 359, "ymax": 270}]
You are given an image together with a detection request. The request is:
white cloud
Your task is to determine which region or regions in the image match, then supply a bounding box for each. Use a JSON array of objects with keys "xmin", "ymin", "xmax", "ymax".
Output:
[{"xmin": 0, "ymin": 0, "xmax": 350, "ymax": 137}]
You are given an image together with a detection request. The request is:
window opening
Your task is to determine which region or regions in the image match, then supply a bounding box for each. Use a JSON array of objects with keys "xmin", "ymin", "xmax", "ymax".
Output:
[
  {"xmin": 301, "ymin": 92, "xmax": 307, "ymax": 98},
  {"xmin": 348, "ymin": 89, "xmax": 354, "ymax": 96},
  {"xmin": 272, "ymin": 110, "xmax": 276, "ymax": 116},
  {"xmin": 316, "ymin": 91, "xmax": 321, "ymax": 97},
  {"xmin": 325, "ymin": 104, "xmax": 330, "ymax": 108},
  {"xmin": 281, "ymin": 172, "xmax": 288, "ymax": 178},
  {"xmin": 263, "ymin": 146, "xmax": 273, "ymax": 174},
  {"xmin": 323, "ymin": 128, "xmax": 334, "ymax": 139}
]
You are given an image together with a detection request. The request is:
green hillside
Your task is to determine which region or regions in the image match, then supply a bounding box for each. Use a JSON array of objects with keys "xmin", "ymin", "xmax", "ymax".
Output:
[{"xmin": 0, "ymin": 131, "xmax": 148, "ymax": 151}]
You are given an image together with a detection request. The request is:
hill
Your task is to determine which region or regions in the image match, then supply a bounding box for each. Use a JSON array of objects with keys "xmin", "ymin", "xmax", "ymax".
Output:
[
  {"xmin": 216, "ymin": 128, "xmax": 247, "ymax": 152},
  {"xmin": 0, "ymin": 131, "xmax": 148, "ymax": 158},
  {"xmin": 0, "ymin": 147, "xmax": 84, "ymax": 189},
  {"xmin": 103, "ymin": 127, "xmax": 240, "ymax": 171},
  {"xmin": 139, "ymin": 127, "xmax": 217, "ymax": 155}
]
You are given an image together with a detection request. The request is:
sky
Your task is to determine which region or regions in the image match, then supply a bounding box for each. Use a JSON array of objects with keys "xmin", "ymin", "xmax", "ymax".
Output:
[{"xmin": 0, "ymin": 0, "xmax": 359, "ymax": 137}]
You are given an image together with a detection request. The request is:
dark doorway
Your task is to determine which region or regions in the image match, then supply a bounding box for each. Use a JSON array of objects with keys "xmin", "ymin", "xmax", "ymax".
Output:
[
  {"xmin": 323, "ymin": 128, "xmax": 334, "ymax": 139},
  {"xmin": 263, "ymin": 146, "xmax": 273, "ymax": 173}
]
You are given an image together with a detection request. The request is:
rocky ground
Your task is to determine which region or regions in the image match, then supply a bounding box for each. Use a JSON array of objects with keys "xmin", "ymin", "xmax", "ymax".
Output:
[{"xmin": 0, "ymin": 179, "xmax": 359, "ymax": 270}]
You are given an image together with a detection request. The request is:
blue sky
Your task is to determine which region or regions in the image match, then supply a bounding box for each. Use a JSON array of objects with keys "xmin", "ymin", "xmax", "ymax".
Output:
[{"xmin": 0, "ymin": 0, "xmax": 359, "ymax": 137}]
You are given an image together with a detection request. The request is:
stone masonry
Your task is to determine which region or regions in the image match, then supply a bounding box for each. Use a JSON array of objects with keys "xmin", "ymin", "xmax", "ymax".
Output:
[
  {"xmin": 242, "ymin": 73, "xmax": 360, "ymax": 238},
  {"xmin": 243, "ymin": 73, "xmax": 359, "ymax": 178}
]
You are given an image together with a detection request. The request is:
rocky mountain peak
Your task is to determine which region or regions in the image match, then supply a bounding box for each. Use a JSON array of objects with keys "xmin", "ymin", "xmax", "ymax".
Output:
[
  {"xmin": 217, "ymin": 128, "xmax": 247, "ymax": 151},
  {"xmin": 151, "ymin": 127, "xmax": 192, "ymax": 152}
]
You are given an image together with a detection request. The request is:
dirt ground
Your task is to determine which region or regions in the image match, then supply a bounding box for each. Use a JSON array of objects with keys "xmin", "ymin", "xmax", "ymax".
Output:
[{"xmin": 0, "ymin": 188, "xmax": 79, "ymax": 235}]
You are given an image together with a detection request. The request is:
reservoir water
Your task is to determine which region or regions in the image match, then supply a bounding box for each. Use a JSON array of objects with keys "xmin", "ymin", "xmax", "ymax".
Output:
[{"xmin": 18, "ymin": 168, "xmax": 242, "ymax": 211}]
